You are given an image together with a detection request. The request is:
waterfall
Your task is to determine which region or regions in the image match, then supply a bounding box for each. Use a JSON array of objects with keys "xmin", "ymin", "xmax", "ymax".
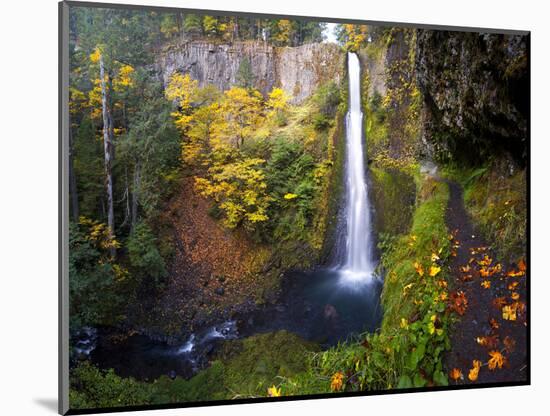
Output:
[{"xmin": 339, "ymin": 52, "xmax": 376, "ymax": 283}]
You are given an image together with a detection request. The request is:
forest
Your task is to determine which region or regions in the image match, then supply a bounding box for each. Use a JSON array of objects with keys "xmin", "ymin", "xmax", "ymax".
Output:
[{"xmin": 66, "ymin": 5, "xmax": 528, "ymax": 410}]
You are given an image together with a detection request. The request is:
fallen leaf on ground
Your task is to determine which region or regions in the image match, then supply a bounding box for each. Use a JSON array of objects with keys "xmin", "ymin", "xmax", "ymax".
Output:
[
  {"xmin": 448, "ymin": 290, "xmax": 468, "ymax": 315},
  {"xmin": 429, "ymin": 265, "xmax": 441, "ymax": 277},
  {"xmin": 503, "ymin": 336, "xmax": 516, "ymax": 353},
  {"xmin": 489, "ymin": 318, "xmax": 500, "ymax": 330},
  {"xmin": 460, "ymin": 264, "xmax": 471, "ymax": 273},
  {"xmin": 481, "ymin": 280, "xmax": 491, "ymax": 289},
  {"xmin": 461, "ymin": 274, "xmax": 473, "ymax": 282},
  {"xmin": 478, "ymin": 255, "xmax": 493, "ymax": 267},
  {"xmin": 468, "ymin": 360, "xmax": 482, "ymax": 381},
  {"xmin": 330, "ymin": 372, "xmax": 344, "ymax": 392},
  {"xmin": 449, "ymin": 368, "xmax": 463, "ymax": 381},
  {"xmin": 267, "ymin": 385, "xmax": 281, "ymax": 397},
  {"xmin": 502, "ymin": 304, "xmax": 517, "ymax": 321},
  {"xmin": 493, "ymin": 297, "xmax": 507, "ymax": 308},
  {"xmin": 414, "ymin": 262, "xmax": 424, "ymax": 277},
  {"xmin": 507, "ymin": 267, "xmax": 525, "ymax": 277},
  {"xmin": 476, "ymin": 335, "xmax": 499, "ymax": 349},
  {"xmin": 488, "ymin": 351, "xmax": 505, "ymax": 370}
]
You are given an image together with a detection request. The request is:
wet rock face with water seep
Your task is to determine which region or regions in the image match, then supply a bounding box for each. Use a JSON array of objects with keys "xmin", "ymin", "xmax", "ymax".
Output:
[
  {"xmin": 156, "ymin": 41, "xmax": 345, "ymax": 104},
  {"xmin": 415, "ymin": 30, "xmax": 528, "ymax": 164}
]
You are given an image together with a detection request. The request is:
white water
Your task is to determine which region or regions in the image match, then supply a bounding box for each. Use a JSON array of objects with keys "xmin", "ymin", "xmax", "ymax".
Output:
[
  {"xmin": 175, "ymin": 321, "xmax": 237, "ymax": 357},
  {"xmin": 339, "ymin": 53, "xmax": 376, "ymax": 284}
]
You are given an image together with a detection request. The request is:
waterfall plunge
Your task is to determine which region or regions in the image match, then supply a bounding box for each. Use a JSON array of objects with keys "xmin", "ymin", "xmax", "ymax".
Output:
[{"xmin": 339, "ymin": 52, "xmax": 376, "ymax": 284}]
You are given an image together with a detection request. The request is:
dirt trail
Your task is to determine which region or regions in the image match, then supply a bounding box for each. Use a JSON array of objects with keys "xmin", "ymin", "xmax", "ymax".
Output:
[{"xmin": 444, "ymin": 180, "xmax": 528, "ymax": 384}]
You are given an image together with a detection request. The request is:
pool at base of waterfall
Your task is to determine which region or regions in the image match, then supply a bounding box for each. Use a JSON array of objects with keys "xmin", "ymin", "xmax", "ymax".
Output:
[{"xmin": 81, "ymin": 268, "xmax": 382, "ymax": 381}]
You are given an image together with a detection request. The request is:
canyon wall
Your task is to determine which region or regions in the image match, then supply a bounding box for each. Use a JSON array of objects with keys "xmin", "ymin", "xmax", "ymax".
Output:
[{"xmin": 156, "ymin": 40, "xmax": 345, "ymax": 104}]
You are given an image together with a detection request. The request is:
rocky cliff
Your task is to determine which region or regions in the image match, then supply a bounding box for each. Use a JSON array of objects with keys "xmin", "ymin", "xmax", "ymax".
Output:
[
  {"xmin": 156, "ymin": 40, "xmax": 345, "ymax": 104},
  {"xmin": 415, "ymin": 30, "xmax": 529, "ymax": 164}
]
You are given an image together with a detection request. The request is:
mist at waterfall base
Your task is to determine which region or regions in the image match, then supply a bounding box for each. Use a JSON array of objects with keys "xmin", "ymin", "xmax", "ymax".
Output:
[{"xmin": 84, "ymin": 53, "xmax": 382, "ymax": 381}]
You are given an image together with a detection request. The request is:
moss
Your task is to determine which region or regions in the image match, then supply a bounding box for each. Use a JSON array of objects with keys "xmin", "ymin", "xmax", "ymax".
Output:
[
  {"xmin": 219, "ymin": 331, "xmax": 318, "ymax": 397},
  {"xmin": 370, "ymin": 165, "xmax": 416, "ymax": 237},
  {"xmin": 150, "ymin": 362, "xmax": 227, "ymax": 404}
]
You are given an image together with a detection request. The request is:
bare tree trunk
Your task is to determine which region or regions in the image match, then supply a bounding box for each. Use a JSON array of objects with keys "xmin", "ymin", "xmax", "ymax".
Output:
[
  {"xmin": 99, "ymin": 52, "xmax": 116, "ymax": 257},
  {"xmin": 68, "ymin": 123, "xmax": 79, "ymax": 222},
  {"xmin": 131, "ymin": 160, "xmax": 141, "ymax": 231}
]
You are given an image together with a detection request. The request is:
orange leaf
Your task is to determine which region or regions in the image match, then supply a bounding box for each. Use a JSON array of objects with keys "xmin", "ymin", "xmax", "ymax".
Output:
[
  {"xmin": 503, "ymin": 336, "xmax": 516, "ymax": 353},
  {"xmin": 468, "ymin": 360, "xmax": 482, "ymax": 381},
  {"xmin": 481, "ymin": 280, "xmax": 491, "ymax": 289},
  {"xmin": 448, "ymin": 290, "xmax": 468, "ymax": 315},
  {"xmin": 493, "ymin": 297, "xmax": 507, "ymax": 308},
  {"xmin": 414, "ymin": 262, "xmax": 424, "ymax": 277},
  {"xmin": 330, "ymin": 372, "xmax": 344, "ymax": 392},
  {"xmin": 476, "ymin": 335, "xmax": 499, "ymax": 349},
  {"xmin": 488, "ymin": 351, "xmax": 505, "ymax": 370},
  {"xmin": 449, "ymin": 368, "xmax": 463, "ymax": 381}
]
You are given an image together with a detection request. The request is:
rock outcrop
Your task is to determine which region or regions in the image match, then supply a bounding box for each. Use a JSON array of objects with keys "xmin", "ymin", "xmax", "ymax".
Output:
[
  {"xmin": 156, "ymin": 40, "xmax": 345, "ymax": 104},
  {"xmin": 415, "ymin": 30, "xmax": 528, "ymax": 164}
]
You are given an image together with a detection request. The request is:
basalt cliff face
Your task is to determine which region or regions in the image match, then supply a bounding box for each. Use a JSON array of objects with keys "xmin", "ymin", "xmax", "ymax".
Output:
[
  {"xmin": 415, "ymin": 30, "xmax": 529, "ymax": 164},
  {"xmin": 156, "ymin": 40, "xmax": 345, "ymax": 103}
]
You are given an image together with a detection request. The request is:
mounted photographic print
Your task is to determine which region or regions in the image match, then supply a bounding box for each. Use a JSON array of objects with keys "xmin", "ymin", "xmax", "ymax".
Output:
[{"xmin": 59, "ymin": 1, "xmax": 530, "ymax": 414}]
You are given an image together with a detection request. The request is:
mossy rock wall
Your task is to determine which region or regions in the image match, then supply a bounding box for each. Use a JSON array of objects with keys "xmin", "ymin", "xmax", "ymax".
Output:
[{"xmin": 370, "ymin": 166, "xmax": 416, "ymax": 238}]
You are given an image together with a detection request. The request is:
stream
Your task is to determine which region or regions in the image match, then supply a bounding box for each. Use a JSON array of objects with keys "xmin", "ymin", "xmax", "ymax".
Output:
[{"xmin": 73, "ymin": 52, "xmax": 384, "ymax": 382}]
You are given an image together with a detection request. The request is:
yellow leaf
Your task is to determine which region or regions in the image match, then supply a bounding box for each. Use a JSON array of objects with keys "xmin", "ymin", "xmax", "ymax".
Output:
[
  {"xmin": 400, "ymin": 318, "xmax": 409, "ymax": 329},
  {"xmin": 478, "ymin": 255, "xmax": 493, "ymax": 267},
  {"xmin": 267, "ymin": 385, "xmax": 281, "ymax": 397},
  {"xmin": 429, "ymin": 265, "xmax": 441, "ymax": 277},
  {"xmin": 431, "ymin": 253, "xmax": 440, "ymax": 262},
  {"xmin": 283, "ymin": 193, "xmax": 298, "ymax": 200},
  {"xmin": 402, "ymin": 283, "xmax": 413, "ymax": 295},
  {"xmin": 481, "ymin": 280, "xmax": 491, "ymax": 289},
  {"xmin": 502, "ymin": 304, "xmax": 517, "ymax": 321}
]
